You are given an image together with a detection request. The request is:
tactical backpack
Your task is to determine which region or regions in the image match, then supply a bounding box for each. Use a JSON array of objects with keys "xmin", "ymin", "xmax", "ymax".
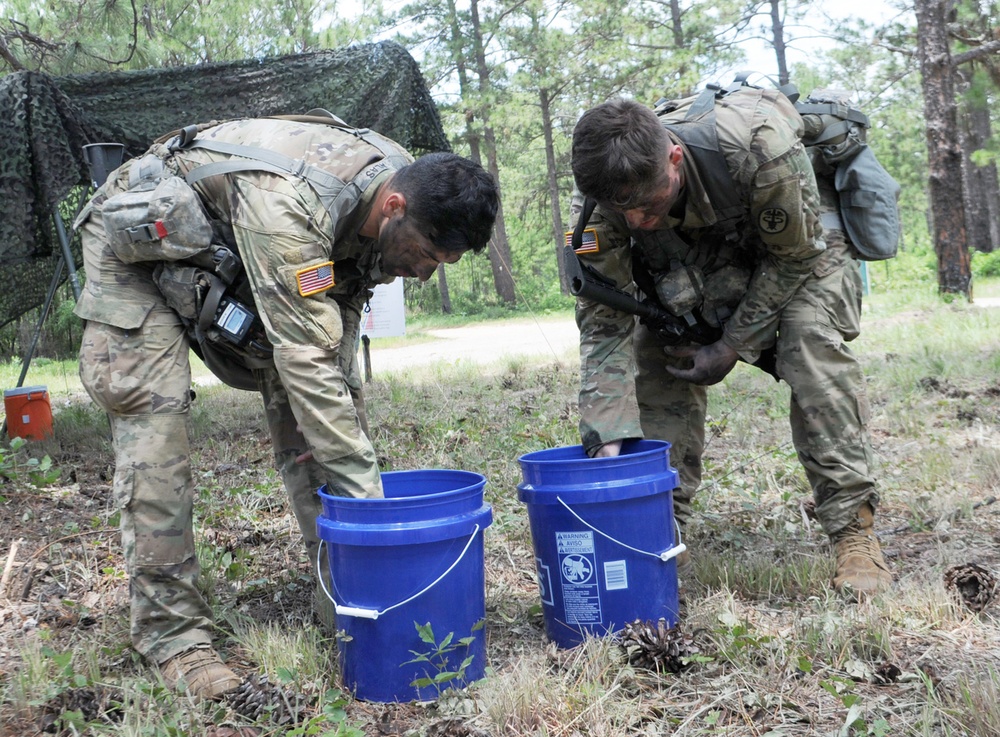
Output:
[
  {"xmin": 795, "ymin": 87, "xmax": 901, "ymax": 260},
  {"xmin": 666, "ymin": 73, "xmax": 902, "ymax": 261}
]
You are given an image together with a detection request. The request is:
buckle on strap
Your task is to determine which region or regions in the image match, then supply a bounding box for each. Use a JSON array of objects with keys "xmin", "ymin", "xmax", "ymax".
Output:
[{"xmin": 123, "ymin": 220, "xmax": 168, "ymax": 242}]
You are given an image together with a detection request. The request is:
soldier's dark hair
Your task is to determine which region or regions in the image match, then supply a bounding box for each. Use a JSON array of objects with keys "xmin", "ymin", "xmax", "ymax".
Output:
[
  {"xmin": 392, "ymin": 152, "xmax": 499, "ymax": 253},
  {"xmin": 571, "ymin": 98, "xmax": 669, "ymax": 210}
]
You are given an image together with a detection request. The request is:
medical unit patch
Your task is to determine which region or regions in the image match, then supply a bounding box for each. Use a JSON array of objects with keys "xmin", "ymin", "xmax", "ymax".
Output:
[{"xmin": 296, "ymin": 261, "xmax": 335, "ymax": 297}]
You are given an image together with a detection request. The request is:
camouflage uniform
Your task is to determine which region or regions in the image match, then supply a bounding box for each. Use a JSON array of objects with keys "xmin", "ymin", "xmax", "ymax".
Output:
[
  {"xmin": 75, "ymin": 118, "xmax": 411, "ymax": 664},
  {"xmin": 573, "ymin": 88, "xmax": 877, "ymax": 536}
]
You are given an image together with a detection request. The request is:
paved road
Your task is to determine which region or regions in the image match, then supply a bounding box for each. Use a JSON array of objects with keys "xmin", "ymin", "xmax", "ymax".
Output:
[
  {"xmin": 363, "ymin": 297, "xmax": 1000, "ymax": 374},
  {"xmin": 363, "ymin": 316, "xmax": 580, "ymax": 372}
]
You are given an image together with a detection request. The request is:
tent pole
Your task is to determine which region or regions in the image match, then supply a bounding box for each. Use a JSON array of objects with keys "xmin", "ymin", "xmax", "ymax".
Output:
[
  {"xmin": 53, "ymin": 207, "xmax": 81, "ymax": 301},
  {"xmin": 15, "ymin": 256, "xmax": 66, "ymax": 390}
]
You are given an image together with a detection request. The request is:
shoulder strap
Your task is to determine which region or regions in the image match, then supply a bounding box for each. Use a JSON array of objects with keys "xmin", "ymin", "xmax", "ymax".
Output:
[
  {"xmin": 660, "ymin": 90, "xmax": 745, "ymax": 235},
  {"xmin": 180, "ymin": 131, "xmax": 404, "ymax": 223}
]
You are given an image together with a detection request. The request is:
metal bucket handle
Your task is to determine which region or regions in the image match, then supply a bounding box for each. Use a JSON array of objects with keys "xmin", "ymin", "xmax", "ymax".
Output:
[{"xmin": 317, "ymin": 524, "xmax": 482, "ymax": 620}]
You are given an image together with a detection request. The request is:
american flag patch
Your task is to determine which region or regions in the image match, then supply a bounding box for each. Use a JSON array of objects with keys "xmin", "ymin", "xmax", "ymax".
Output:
[
  {"xmin": 296, "ymin": 261, "xmax": 335, "ymax": 297},
  {"xmin": 565, "ymin": 228, "xmax": 599, "ymax": 254}
]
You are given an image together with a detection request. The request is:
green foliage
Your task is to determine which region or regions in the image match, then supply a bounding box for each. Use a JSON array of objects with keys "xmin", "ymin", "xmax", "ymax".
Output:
[
  {"xmin": 0, "ymin": 0, "xmax": 389, "ymax": 74},
  {"xmin": 972, "ymin": 249, "xmax": 1000, "ymax": 278},
  {"xmin": 280, "ymin": 689, "xmax": 364, "ymax": 737},
  {"xmin": 0, "ymin": 436, "xmax": 61, "ymax": 490},
  {"xmin": 404, "ymin": 620, "xmax": 485, "ymax": 692}
]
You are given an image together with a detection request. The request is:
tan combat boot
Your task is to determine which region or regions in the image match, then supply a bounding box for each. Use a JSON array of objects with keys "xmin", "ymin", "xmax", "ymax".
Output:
[
  {"xmin": 831, "ymin": 503, "xmax": 892, "ymax": 599},
  {"xmin": 159, "ymin": 647, "xmax": 241, "ymax": 701}
]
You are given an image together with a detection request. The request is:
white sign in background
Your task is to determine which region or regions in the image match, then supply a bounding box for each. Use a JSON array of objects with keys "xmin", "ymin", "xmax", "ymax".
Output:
[{"xmin": 359, "ymin": 278, "xmax": 406, "ymax": 339}]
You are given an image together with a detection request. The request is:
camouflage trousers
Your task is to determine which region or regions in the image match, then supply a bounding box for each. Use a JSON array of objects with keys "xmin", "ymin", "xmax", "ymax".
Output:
[
  {"xmin": 634, "ymin": 252, "xmax": 877, "ymax": 536},
  {"xmin": 78, "ymin": 307, "xmax": 361, "ymax": 663}
]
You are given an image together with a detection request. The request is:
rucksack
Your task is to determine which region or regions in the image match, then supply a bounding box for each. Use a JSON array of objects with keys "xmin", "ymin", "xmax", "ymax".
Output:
[
  {"xmin": 794, "ymin": 87, "xmax": 901, "ymax": 260},
  {"xmin": 656, "ymin": 75, "xmax": 901, "ymax": 261}
]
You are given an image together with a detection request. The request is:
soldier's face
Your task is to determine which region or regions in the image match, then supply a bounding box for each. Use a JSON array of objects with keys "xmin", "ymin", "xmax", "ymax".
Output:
[
  {"xmin": 621, "ymin": 144, "xmax": 685, "ymax": 231},
  {"xmin": 378, "ymin": 216, "xmax": 464, "ymax": 281}
]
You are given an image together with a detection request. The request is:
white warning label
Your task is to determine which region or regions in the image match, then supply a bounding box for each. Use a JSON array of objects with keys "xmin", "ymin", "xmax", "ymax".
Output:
[{"xmin": 556, "ymin": 531, "xmax": 602, "ymax": 624}]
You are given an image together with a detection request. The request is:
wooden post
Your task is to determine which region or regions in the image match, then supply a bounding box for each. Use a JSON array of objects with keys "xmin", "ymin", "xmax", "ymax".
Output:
[{"xmin": 362, "ymin": 334, "xmax": 372, "ymax": 383}]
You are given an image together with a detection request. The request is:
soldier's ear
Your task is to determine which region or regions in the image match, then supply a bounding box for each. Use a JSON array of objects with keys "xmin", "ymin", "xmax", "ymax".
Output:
[
  {"xmin": 667, "ymin": 144, "xmax": 683, "ymax": 167},
  {"xmin": 381, "ymin": 191, "xmax": 407, "ymax": 218}
]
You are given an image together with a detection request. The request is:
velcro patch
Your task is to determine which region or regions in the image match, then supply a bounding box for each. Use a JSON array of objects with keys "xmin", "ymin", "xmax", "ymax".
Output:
[
  {"xmin": 565, "ymin": 228, "xmax": 599, "ymax": 254},
  {"xmin": 296, "ymin": 261, "xmax": 335, "ymax": 297}
]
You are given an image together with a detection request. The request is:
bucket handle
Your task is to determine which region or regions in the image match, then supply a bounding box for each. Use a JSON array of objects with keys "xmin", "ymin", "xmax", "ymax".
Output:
[
  {"xmin": 317, "ymin": 524, "xmax": 482, "ymax": 620},
  {"xmin": 556, "ymin": 496, "xmax": 687, "ymax": 563}
]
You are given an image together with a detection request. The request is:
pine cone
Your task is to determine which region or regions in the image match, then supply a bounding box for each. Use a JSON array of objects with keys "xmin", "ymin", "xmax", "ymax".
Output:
[
  {"xmin": 224, "ymin": 674, "xmax": 308, "ymax": 726},
  {"xmin": 618, "ymin": 619, "xmax": 699, "ymax": 674},
  {"xmin": 872, "ymin": 662, "xmax": 902, "ymax": 685},
  {"xmin": 37, "ymin": 685, "xmax": 124, "ymax": 734},
  {"xmin": 944, "ymin": 563, "xmax": 998, "ymax": 613}
]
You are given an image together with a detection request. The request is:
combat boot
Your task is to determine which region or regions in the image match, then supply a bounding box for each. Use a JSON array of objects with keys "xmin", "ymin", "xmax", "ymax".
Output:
[
  {"xmin": 830, "ymin": 503, "xmax": 892, "ymax": 599},
  {"xmin": 159, "ymin": 647, "xmax": 241, "ymax": 701}
]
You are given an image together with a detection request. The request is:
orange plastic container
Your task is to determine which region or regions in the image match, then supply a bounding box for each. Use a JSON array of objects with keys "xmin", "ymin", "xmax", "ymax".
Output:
[{"xmin": 4, "ymin": 385, "xmax": 54, "ymax": 440}]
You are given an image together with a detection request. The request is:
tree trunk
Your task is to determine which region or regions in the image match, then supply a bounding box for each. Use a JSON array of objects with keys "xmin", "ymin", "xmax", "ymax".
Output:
[
  {"xmin": 957, "ymin": 77, "xmax": 1000, "ymax": 254},
  {"xmin": 469, "ymin": 0, "xmax": 516, "ymax": 305},
  {"xmin": 540, "ymin": 87, "xmax": 568, "ymax": 293},
  {"xmin": 914, "ymin": 0, "xmax": 971, "ymax": 297},
  {"xmin": 437, "ymin": 263, "xmax": 452, "ymax": 314},
  {"xmin": 959, "ymin": 98, "xmax": 995, "ymax": 253},
  {"xmin": 768, "ymin": 0, "xmax": 789, "ymax": 86}
]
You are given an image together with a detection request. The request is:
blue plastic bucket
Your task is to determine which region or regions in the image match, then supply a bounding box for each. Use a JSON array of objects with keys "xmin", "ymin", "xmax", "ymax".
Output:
[
  {"xmin": 317, "ymin": 469, "xmax": 492, "ymax": 702},
  {"xmin": 517, "ymin": 440, "xmax": 682, "ymax": 648}
]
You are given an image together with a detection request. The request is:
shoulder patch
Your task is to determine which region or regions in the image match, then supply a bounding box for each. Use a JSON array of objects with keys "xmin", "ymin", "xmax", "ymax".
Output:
[
  {"xmin": 296, "ymin": 261, "xmax": 335, "ymax": 297},
  {"xmin": 565, "ymin": 227, "xmax": 600, "ymax": 254},
  {"xmin": 758, "ymin": 208, "xmax": 789, "ymax": 234}
]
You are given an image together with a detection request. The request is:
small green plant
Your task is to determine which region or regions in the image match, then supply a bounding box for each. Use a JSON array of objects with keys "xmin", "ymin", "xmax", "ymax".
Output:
[
  {"xmin": 282, "ymin": 688, "xmax": 365, "ymax": 737},
  {"xmin": 0, "ymin": 436, "xmax": 61, "ymax": 489},
  {"xmin": 820, "ymin": 675, "xmax": 890, "ymax": 736},
  {"xmin": 404, "ymin": 620, "xmax": 484, "ymax": 693}
]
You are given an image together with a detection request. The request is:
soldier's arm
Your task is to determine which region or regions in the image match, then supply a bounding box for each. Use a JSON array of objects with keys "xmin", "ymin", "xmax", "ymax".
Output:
[
  {"xmin": 722, "ymin": 108, "xmax": 825, "ymax": 364},
  {"xmin": 234, "ymin": 180, "xmax": 382, "ymax": 499},
  {"xmin": 570, "ymin": 195, "xmax": 644, "ymax": 455}
]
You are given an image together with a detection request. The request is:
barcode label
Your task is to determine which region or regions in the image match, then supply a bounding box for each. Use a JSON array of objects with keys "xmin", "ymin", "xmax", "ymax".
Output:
[{"xmin": 604, "ymin": 560, "xmax": 628, "ymax": 591}]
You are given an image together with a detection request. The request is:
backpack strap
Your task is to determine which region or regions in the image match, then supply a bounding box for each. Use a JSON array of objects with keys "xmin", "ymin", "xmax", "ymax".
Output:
[
  {"xmin": 177, "ymin": 122, "xmax": 410, "ymax": 221},
  {"xmin": 661, "ymin": 90, "xmax": 746, "ymax": 236}
]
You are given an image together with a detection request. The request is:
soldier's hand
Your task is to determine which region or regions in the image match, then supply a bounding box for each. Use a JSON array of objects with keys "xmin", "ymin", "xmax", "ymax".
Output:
[
  {"xmin": 664, "ymin": 340, "xmax": 739, "ymax": 385},
  {"xmin": 590, "ymin": 439, "xmax": 623, "ymax": 458},
  {"xmin": 294, "ymin": 424, "xmax": 313, "ymax": 464}
]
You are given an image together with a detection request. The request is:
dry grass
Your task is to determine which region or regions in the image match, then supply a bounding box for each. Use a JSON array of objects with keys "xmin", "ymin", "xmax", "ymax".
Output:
[{"xmin": 1, "ymin": 293, "xmax": 999, "ymax": 736}]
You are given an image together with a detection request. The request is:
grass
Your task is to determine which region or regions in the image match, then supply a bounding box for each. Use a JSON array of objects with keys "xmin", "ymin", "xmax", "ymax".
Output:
[{"xmin": 1, "ymin": 268, "xmax": 1000, "ymax": 735}]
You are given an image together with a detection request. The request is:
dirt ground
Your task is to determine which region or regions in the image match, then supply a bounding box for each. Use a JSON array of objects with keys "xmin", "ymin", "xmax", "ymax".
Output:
[{"xmin": 2, "ymin": 303, "xmax": 1000, "ymax": 735}]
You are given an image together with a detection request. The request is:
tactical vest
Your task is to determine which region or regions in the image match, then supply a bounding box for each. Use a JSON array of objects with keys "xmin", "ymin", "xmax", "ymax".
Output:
[
  {"xmin": 98, "ymin": 111, "xmax": 409, "ymax": 390},
  {"xmin": 629, "ymin": 79, "xmax": 900, "ymax": 328},
  {"xmin": 626, "ymin": 88, "xmax": 760, "ymax": 330}
]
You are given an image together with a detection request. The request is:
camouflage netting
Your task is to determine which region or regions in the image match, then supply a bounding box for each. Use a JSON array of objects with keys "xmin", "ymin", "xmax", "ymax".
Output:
[{"xmin": 0, "ymin": 41, "xmax": 448, "ymax": 332}]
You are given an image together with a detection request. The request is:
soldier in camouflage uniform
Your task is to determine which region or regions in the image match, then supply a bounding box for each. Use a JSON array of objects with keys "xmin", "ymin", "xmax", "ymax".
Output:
[
  {"xmin": 74, "ymin": 116, "xmax": 499, "ymax": 700},
  {"xmin": 568, "ymin": 90, "xmax": 891, "ymax": 600}
]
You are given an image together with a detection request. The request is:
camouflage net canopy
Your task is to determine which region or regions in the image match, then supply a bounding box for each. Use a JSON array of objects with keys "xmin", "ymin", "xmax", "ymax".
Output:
[{"xmin": 0, "ymin": 41, "xmax": 448, "ymax": 331}]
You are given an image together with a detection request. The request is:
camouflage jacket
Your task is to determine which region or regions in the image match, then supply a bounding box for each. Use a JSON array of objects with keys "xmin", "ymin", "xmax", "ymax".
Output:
[
  {"xmin": 76, "ymin": 117, "xmax": 414, "ymax": 497},
  {"xmin": 573, "ymin": 87, "xmax": 833, "ymax": 452}
]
